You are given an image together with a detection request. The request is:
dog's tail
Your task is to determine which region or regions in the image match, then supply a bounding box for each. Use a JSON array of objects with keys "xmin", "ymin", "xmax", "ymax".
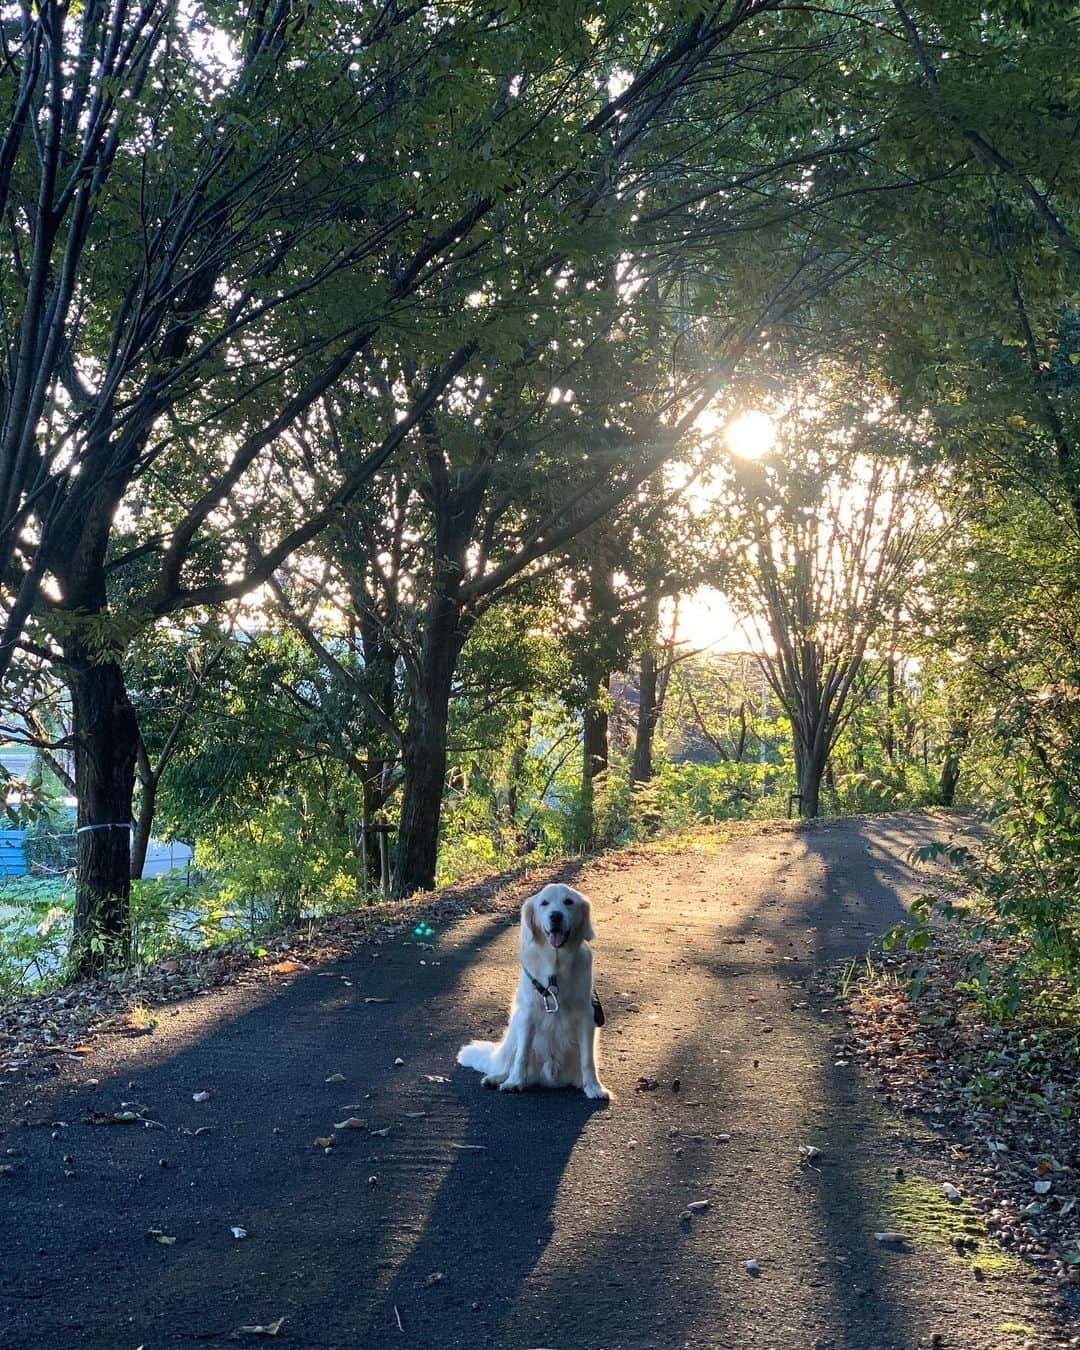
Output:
[{"xmin": 456, "ymin": 1039, "xmax": 502, "ymax": 1074}]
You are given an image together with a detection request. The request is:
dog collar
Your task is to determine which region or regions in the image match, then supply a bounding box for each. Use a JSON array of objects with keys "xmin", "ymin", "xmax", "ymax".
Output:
[
  {"xmin": 522, "ymin": 964, "xmax": 559, "ymax": 1013},
  {"xmin": 521, "ymin": 964, "xmax": 606, "ymax": 1026}
]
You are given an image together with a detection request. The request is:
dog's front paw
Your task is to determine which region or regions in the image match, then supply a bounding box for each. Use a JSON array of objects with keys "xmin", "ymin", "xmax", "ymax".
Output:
[
  {"xmin": 481, "ymin": 1074, "xmax": 505, "ymax": 1089},
  {"xmin": 498, "ymin": 1077, "xmax": 525, "ymax": 1092},
  {"xmin": 583, "ymin": 1080, "xmax": 611, "ymax": 1101}
]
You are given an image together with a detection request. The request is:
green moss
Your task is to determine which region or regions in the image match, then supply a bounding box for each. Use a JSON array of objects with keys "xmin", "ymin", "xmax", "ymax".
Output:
[
  {"xmin": 995, "ymin": 1323, "xmax": 1036, "ymax": 1337},
  {"xmin": 864, "ymin": 1170, "xmax": 1026, "ymax": 1275}
]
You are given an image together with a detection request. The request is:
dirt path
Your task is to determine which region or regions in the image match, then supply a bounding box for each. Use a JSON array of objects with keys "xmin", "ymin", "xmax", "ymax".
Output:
[{"xmin": 0, "ymin": 814, "xmax": 1065, "ymax": 1349}]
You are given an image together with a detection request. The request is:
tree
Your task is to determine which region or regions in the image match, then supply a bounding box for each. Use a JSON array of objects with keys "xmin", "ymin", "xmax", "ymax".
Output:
[
  {"xmin": 266, "ymin": 0, "xmax": 933, "ymax": 892},
  {"xmin": 1, "ymin": 0, "xmax": 498, "ymax": 967},
  {"xmin": 7, "ymin": 0, "xmax": 824, "ymax": 967},
  {"xmin": 719, "ymin": 369, "xmax": 937, "ymax": 817},
  {"xmin": 141, "ymin": 625, "xmax": 383, "ymax": 910}
]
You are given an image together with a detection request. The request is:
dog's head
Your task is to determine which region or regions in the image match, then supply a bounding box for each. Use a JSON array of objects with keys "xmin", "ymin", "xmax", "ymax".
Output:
[{"xmin": 521, "ymin": 884, "xmax": 594, "ymax": 951}]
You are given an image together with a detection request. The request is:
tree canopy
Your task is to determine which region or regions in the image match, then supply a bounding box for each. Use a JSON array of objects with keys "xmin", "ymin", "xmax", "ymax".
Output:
[{"xmin": 0, "ymin": 0, "xmax": 1075, "ymax": 990}]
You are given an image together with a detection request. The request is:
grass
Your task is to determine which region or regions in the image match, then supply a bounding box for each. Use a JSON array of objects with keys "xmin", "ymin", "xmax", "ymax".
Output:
[
  {"xmin": 127, "ymin": 1003, "xmax": 159, "ymax": 1033},
  {"xmin": 863, "ymin": 1169, "xmax": 1026, "ymax": 1275}
]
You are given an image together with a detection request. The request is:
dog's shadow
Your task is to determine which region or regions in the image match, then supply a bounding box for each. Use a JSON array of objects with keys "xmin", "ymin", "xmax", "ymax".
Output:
[{"xmin": 372, "ymin": 1073, "xmax": 606, "ymax": 1344}]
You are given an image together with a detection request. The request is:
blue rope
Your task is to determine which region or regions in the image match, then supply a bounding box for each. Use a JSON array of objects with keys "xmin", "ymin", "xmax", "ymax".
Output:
[{"xmin": 75, "ymin": 823, "xmax": 133, "ymax": 835}]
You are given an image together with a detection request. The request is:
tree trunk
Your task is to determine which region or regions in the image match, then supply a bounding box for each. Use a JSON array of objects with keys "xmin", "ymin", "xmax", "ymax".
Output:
[
  {"xmin": 582, "ymin": 674, "xmax": 610, "ymax": 788},
  {"xmin": 938, "ymin": 752, "xmax": 962, "ymax": 807},
  {"xmin": 393, "ymin": 601, "xmax": 468, "ymax": 898},
  {"xmin": 130, "ymin": 743, "xmax": 157, "ymax": 881},
  {"xmin": 632, "ymin": 648, "xmax": 658, "ymax": 784},
  {"xmin": 394, "ymin": 674, "xmax": 455, "ymax": 897},
  {"xmin": 360, "ymin": 764, "xmax": 389, "ymax": 885},
  {"xmin": 389, "ymin": 464, "xmax": 485, "ymax": 897},
  {"xmin": 734, "ymin": 701, "xmax": 747, "ymax": 762},
  {"xmin": 884, "ymin": 655, "xmax": 897, "ymax": 764},
  {"xmin": 794, "ymin": 724, "xmax": 828, "ymax": 819},
  {"xmin": 797, "ymin": 758, "xmax": 824, "ymax": 818},
  {"xmin": 67, "ymin": 652, "xmax": 141, "ymax": 977},
  {"xmin": 579, "ymin": 672, "xmax": 610, "ymax": 845},
  {"xmin": 938, "ymin": 713, "xmax": 969, "ymax": 807},
  {"xmin": 506, "ymin": 705, "xmax": 532, "ymax": 821}
]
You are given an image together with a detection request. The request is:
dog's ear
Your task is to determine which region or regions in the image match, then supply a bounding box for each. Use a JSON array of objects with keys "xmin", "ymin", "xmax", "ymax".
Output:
[
  {"xmin": 579, "ymin": 895, "xmax": 596, "ymax": 942},
  {"xmin": 520, "ymin": 894, "xmax": 543, "ymax": 946}
]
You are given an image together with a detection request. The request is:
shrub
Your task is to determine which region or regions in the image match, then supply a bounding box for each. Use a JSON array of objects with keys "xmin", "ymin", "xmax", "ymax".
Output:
[{"xmin": 23, "ymin": 809, "xmax": 77, "ymax": 874}]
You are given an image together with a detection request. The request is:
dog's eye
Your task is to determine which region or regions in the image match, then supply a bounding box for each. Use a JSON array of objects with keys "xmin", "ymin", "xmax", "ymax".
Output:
[
  {"xmin": 564, "ymin": 899, "xmax": 574, "ymax": 906},
  {"xmin": 540, "ymin": 900, "xmax": 549, "ymax": 908}
]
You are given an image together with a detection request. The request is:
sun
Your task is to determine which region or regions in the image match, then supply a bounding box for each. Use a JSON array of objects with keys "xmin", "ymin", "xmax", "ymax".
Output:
[{"xmin": 724, "ymin": 410, "xmax": 776, "ymax": 460}]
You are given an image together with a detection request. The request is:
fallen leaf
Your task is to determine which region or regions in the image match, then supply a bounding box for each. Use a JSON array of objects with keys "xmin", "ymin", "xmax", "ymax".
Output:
[
  {"xmin": 942, "ymin": 1183, "xmax": 962, "ymax": 1203},
  {"xmin": 364, "ymin": 997, "xmax": 391, "ymax": 1004},
  {"xmin": 799, "ymin": 1145, "xmax": 823, "ymax": 1164},
  {"xmin": 313, "ymin": 1135, "xmax": 336, "ymax": 1149},
  {"xmin": 269, "ymin": 960, "xmax": 303, "ymax": 974},
  {"xmin": 370, "ymin": 1127, "xmax": 391, "ymax": 1138},
  {"xmin": 238, "ymin": 1317, "xmax": 285, "ymax": 1336},
  {"xmin": 1034, "ymin": 1179, "xmax": 1052, "ymax": 1195},
  {"xmin": 333, "ymin": 1118, "xmax": 366, "ymax": 1131},
  {"xmin": 146, "ymin": 1229, "xmax": 176, "ymax": 1245},
  {"xmin": 231, "ymin": 1226, "xmax": 248, "ymax": 1239},
  {"xmin": 448, "ymin": 1143, "xmax": 485, "ymax": 1150},
  {"xmin": 425, "ymin": 1271, "xmax": 444, "ymax": 1286},
  {"xmin": 324, "ymin": 1073, "xmax": 346, "ymax": 1084},
  {"xmin": 192, "ymin": 1091, "xmax": 211, "ymax": 1103},
  {"xmin": 687, "ymin": 1200, "xmax": 710, "ymax": 1214},
  {"xmin": 745, "ymin": 1259, "xmax": 760, "ymax": 1275},
  {"xmin": 424, "ymin": 1074, "xmax": 449, "ymax": 1083},
  {"xmin": 874, "ymin": 1231, "xmax": 907, "ymax": 1245},
  {"xmin": 634, "ymin": 1077, "xmax": 659, "ymax": 1092}
]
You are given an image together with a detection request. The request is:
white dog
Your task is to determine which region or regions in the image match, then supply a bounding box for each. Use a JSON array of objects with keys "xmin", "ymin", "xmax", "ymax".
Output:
[{"xmin": 457, "ymin": 883, "xmax": 609, "ymax": 1100}]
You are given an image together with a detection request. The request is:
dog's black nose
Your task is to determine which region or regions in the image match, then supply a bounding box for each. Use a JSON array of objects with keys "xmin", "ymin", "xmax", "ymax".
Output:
[{"xmin": 549, "ymin": 911, "xmax": 564, "ymax": 928}]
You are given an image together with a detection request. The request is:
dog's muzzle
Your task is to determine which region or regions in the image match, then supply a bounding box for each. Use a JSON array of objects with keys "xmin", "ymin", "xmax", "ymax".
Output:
[{"xmin": 545, "ymin": 914, "xmax": 567, "ymax": 948}]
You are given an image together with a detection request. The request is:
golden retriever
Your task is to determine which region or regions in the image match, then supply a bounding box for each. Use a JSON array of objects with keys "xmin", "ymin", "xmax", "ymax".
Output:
[{"xmin": 457, "ymin": 883, "xmax": 609, "ymax": 1099}]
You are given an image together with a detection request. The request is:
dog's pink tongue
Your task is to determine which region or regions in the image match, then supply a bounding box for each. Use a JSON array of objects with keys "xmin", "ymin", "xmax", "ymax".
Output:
[{"xmin": 548, "ymin": 930, "xmax": 567, "ymax": 949}]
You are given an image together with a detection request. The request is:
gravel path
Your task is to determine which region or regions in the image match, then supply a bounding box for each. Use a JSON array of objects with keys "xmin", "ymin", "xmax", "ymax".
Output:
[{"xmin": 0, "ymin": 813, "xmax": 1065, "ymax": 1348}]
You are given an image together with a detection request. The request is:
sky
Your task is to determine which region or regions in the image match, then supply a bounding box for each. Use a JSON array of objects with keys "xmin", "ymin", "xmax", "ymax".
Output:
[{"xmin": 665, "ymin": 407, "xmax": 777, "ymax": 654}]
